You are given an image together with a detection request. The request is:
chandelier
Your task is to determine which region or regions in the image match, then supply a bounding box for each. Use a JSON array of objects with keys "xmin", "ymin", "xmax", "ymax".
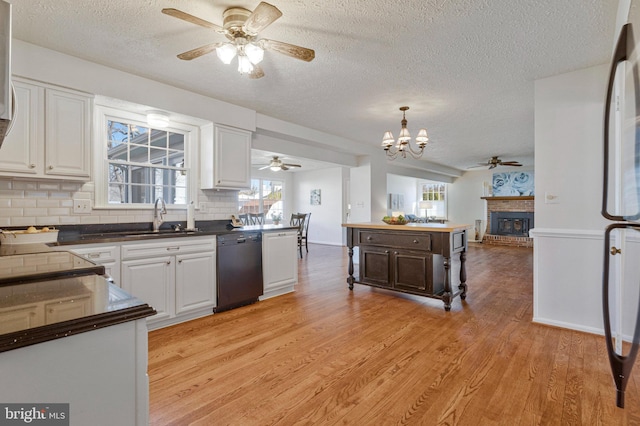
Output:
[{"xmin": 381, "ymin": 106, "xmax": 429, "ymax": 160}]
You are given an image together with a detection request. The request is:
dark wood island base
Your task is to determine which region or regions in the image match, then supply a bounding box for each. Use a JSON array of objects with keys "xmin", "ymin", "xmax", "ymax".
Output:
[{"xmin": 343, "ymin": 222, "xmax": 469, "ymax": 311}]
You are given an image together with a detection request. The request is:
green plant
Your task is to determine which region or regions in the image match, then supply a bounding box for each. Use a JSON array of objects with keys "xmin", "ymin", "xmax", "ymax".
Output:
[{"xmin": 271, "ymin": 212, "xmax": 282, "ymax": 221}]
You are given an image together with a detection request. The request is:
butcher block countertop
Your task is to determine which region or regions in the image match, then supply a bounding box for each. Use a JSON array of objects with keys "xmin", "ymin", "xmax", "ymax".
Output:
[{"xmin": 342, "ymin": 222, "xmax": 471, "ymax": 233}]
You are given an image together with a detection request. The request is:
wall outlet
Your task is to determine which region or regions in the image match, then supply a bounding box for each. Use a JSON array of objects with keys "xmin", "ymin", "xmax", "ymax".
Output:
[
  {"xmin": 198, "ymin": 202, "xmax": 206, "ymax": 211},
  {"xmin": 73, "ymin": 199, "xmax": 92, "ymax": 214}
]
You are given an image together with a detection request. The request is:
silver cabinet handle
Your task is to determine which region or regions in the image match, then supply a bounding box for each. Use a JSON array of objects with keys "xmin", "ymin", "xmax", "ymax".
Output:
[
  {"xmin": 166, "ymin": 247, "xmax": 180, "ymax": 251},
  {"xmin": 29, "ymin": 164, "xmax": 35, "ymax": 168},
  {"xmin": 48, "ymin": 165, "xmax": 54, "ymax": 170}
]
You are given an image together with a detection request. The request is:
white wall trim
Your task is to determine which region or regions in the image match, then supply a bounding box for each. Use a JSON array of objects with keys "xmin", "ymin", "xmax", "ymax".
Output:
[
  {"xmin": 529, "ymin": 227, "xmax": 603, "ymax": 239},
  {"xmin": 531, "ymin": 317, "xmax": 604, "ymax": 336}
]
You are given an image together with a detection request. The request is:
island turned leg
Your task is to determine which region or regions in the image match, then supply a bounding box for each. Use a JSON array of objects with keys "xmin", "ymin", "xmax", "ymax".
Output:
[
  {"xmin": 442, "ymin": 256, "xmax": 452, "ymax": 311},
  {"xmin": 347, "ymin": 246, "xmax": 355, "ymax": 290},
  {"xmin": 459, "ymin": 250, "xmax": 467, "ymax": 300}
]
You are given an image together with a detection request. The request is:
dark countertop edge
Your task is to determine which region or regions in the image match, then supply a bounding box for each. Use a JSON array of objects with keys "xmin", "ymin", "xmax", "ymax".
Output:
[
  {"xmin": 0, "ymin": 267, "xmax": 106, "ymax": 287},
  {"xmin": 53, "ymin": 223, "xmax": 300, "ymax": 246},
  {"xmin": 0, "ymin": 304, "xmax": 156, "ymax": 354}
]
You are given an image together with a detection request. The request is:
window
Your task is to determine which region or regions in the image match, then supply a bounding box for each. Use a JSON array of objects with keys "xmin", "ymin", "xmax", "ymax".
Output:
[
  {"xmin": 94, "ymin": 103, "xmax": 200, "ymax": 208},
  {"xmin": 239, "ymin": 178, "xmax": 283, "ymax": 222},
  {"xmin": 420, "ymin": 182, "xmax": 448, "ymax": 219}
]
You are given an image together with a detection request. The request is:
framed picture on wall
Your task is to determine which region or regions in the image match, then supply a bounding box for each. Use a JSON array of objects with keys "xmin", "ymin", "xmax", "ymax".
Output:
[
  {"xmin": 311, "ymin": 189, "xmax": 321, "ymax": 205},
  {"xmin": 389, "ymin": 193, "xmax": 398, "ymax": 210},
  {"xmin": 398, "ymin": 194, "xmax": 405, "ymax": 210}
]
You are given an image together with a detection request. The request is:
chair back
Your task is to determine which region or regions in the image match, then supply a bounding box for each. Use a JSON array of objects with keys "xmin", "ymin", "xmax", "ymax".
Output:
[
  {"xmin": 248, "ymin": 212, "xmax": 265, "ymax": 225},
  {"xmin": 300, "ymin": 212, "xmax": 311, "ymax": 237},
  {"xmin": 290, "ymin": 213, "xmax": 307, "ymax": 233},
  {"xmin": 238, "ymin": 213, "xmax": 249, "ymax": 225}
]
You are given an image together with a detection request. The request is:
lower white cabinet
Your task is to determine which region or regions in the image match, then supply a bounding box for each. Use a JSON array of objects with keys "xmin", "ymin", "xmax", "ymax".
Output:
[
  {"xmin": 121, "ymin": 237, "xmax": 216, "ymax": 330},
  {"xmin": 65, "ymin": 244, "xmax": 121, "ymax": 286},
  {"xmin": 262, "ymin": 231, "xmax": 298, "ymax": 300}
]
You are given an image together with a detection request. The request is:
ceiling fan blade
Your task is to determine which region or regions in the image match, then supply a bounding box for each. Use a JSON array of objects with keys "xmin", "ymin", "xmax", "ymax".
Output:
[
  {"xmin": 248, "ymin": 65, "xmax": 265, "ymax": 79},
  {"xmin": 261, "ymin": 39, "xmax": 315, "ymax": 62},
  {"xmin": 162, "ymin": 8, "xmax": 225, "ymax": 33},
  {"xmin": 258, "ymin": 165, "xmax": 271, "ymax": 170},
  {"xmin": 283, "ymin": 163, "xmax": 301, "ymax": 168},
  {"xmin": 177, "ymin": 42, "xmax": 223, "ymax": 60},
  {"xmin": 466, "ymin": 164, "xmax": 488, "ymax": 169},
  {"xmin": 500, "ymin": 161, "xmax": 522, "ymax": 166},
  {"xmin": 243, "ymin": 2, "xmax": 282, "ymax": 35},
  {"xmin": 281, "ymin": 165, "xmax": 290, "ymax": 171}
]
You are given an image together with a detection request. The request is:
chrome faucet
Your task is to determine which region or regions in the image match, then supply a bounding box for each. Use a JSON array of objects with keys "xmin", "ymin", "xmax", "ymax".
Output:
[{"xmin": 153, "ymin": 197, "xmax": 166, "ymax": 232}]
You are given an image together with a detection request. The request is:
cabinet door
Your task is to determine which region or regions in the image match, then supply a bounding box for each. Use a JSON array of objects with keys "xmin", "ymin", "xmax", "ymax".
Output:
[
  {"xmin": 175, "ymin": 251, "xmax": 216, "ymax": 314},
  {"xmin": 392, "ymin": 250, "xmax": 432, "ymax": 294},
  {"xmin": 0, "ymin": 305, "xmax": 43, "ymax": 334},
  {"xmin": 359, "ymin": 246, "xmax": 391, "ymax": 287},
  {"xmin": 0, "ymin": 80, "xmax": 43, "ymax": 175},
  {"xmin": 213, "ymin": 125, "xmax": 251, "ymax": 189},
  {"xmin": 45, "ymin": 295, "xmax": 93, "ymax": 324},
  {"xmin": 262, "ymin": 231, "xmax": 298, "ymax": 296},
  {"xmin": 45, "ymin": 88, "xmax": 91, "ymax": 178},
  {"xmin": 122, "ymin": 256, "xmax": 174, "ymax": 323}
]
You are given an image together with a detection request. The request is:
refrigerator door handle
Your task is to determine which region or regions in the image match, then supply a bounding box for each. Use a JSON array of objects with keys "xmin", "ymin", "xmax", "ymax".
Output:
[{"xmin": 603, "ymin": 23, "xmax": 633, "ymax": 221}]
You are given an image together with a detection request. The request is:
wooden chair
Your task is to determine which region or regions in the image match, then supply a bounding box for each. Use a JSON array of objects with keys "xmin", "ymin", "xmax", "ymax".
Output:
[
  {"xmin": 238, "ymin": 213, "xmax": 249, "ymax": 225},
  {"xmin": 248, "ymin": 212, "xmax": 265, "ymax": 225},
  {"xmin": 298, "ymin": 212, "xmax": 310, "ymax": 254},
  {"xmin": 290, "ymin": 213, "xmax": 307, "ymax": 258}
]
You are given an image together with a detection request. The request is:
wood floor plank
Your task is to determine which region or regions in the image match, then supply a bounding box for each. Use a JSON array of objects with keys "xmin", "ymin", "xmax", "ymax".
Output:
[{"xmin": 148, "ymin": 243, "xmax": 640, "ymax": 425}]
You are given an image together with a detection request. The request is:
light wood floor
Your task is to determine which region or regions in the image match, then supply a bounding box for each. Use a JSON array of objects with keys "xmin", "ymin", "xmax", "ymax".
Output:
[{"xmin": 148, "ymin": 243, "xmax": 640, "ymax": 425}]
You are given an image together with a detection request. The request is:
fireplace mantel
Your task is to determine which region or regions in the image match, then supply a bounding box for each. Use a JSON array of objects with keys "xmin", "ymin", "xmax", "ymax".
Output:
[{"xmin": 481, "ymin": 196, "xmax": 535, "ymax": 201}]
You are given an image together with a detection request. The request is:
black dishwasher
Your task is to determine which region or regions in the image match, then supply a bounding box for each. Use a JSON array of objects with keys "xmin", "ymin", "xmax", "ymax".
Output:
[{"xmin": 215, "ymin": 231, "xmax": 263, "ymax": 312}]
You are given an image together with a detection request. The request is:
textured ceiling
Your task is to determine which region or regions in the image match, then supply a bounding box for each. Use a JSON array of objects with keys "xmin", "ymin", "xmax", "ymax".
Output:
[{"xmin": 11, "ymin": 0, "xmax": 618, "ymax": 171}]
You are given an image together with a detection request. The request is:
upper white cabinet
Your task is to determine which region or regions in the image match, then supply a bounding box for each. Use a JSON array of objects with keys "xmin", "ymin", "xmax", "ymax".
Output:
[
  {"xmin": 0, "ymin": 77, "xmax": 92, "ymax": 180},
  {"xmin": 201, "ymin": 123, "xmax": 252, "ymax": 190}
]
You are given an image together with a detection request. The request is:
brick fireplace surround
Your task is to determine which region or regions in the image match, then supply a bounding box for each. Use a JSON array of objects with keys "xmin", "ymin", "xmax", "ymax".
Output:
[{"xmin": 481, "ymin": 196, "xmax": 534, "ymax": 247}]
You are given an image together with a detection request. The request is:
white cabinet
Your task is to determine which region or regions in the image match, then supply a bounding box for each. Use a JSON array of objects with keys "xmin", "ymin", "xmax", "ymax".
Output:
[
  {"xmin": 261, "ymin": 231, "xmax": 298, "ymax": 300},
  {"xmin": 121, "ymin": 237, "xmax": 216, "ymax": 330},
  {"xmin": 45, "ymin": 295, "xmax": 93, "ymax": 324},
  {"xmin": 175, "ymin": 251, "xmax": 216, "ymax": 315},
  {"xmin": 0, "ymin": 77, "xmax": 92, "ymax": 180},
  {"xmin": 66, "ymin": 244, "xmax": 121, "ymax": 286},
  {"xmin": 201, "ymin": 123, "xmax": 252, "ymax": 190},
  {"xmin": 0, "ymin": 304, "xmax": 43, "ymax": 334}
]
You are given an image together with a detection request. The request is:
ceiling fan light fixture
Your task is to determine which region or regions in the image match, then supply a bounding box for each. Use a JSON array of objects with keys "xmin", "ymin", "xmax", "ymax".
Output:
[
  {"xmin": 237, "ymin": 54, "xmax": 254, "ymax": 74},
  {"xmin": 245, "ymin": 42, "xmax": 264, "ymax": 64},
  {"xmin": 146, "ymin": 110, "xmax": 170, "ymax": 128},
  {"xmin": 216, "ymin": 43, "xmax": 237, "ymax": 64}
]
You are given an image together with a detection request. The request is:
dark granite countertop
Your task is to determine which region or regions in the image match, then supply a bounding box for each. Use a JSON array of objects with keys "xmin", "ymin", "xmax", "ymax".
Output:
[{"xmin": 0, "ymin": 273, "xmax": 155, "ymax": 353}]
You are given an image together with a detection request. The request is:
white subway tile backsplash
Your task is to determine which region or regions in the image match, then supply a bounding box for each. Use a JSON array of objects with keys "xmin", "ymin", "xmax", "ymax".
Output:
[
  {"xmin": 36, "ymin": 199, "xmax": 60, "ymax": 208},
  {"xmin": 24, "ymin": 190, "xmax": 47, "ymax": 198},
  {"xmin": 48, "ymin": 208, "xmax": 70, "ymax": 216},
  {"xmin": 24, "ymin": 208, "xmax": 48, "ymax": 217},
  {"xmin": 13, "ymin": 199, "xmax": 37, "ymax": 208},
  {"xmin": 38, "ymin": 183, "xmax": 60, "ymax": 191},
  {"xmin": 0, "ymin": 178, "xmax": 238, "ymax": 226},
  {"xmin": 11, "ymin": 181, "xmax": 36, "ymax": 190},
  {"xmin": 49, "ymin": 192, "xmax": 72, "ymax": 199}
]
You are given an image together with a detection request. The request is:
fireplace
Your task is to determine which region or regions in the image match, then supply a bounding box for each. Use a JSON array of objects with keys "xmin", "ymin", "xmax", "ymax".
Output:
[
  {"xmin": 490, "ymin": 212, "xmax": 534, "ymax": 237},
  {"xmin": 481, "ymin": 196, "xmax": 534, "ymax": 247}
]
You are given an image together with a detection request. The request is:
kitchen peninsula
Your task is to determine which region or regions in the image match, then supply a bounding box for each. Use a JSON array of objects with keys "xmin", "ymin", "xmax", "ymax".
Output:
[{"xmin": 343, "ymin": 222, "xmax": 470, "ymax": 310}]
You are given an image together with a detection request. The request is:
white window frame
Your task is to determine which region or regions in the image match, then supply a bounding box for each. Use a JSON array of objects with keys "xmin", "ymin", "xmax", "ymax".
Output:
[
  {"xmin": 418, "ymin": 181, "xmax": 448, "ymax": 220},
  {"xmin": 93, "ymin": 103, "xmax": 200, "ymax": 209}
]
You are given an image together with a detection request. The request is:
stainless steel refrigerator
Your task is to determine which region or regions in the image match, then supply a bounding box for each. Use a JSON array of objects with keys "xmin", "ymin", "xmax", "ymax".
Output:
[{"xmin": 603, "ymin": 0, "xmax": 640, "ymax": 408}]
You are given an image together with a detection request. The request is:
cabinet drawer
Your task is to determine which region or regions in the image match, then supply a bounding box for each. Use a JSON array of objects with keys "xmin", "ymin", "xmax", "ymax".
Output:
[
  {"xmin": 122, "ymin": 237, "xmax": 216, "ymax": 259},
  {"xmin": 358, "ymin": 231, "xmax": 431, "ymax": 251},
  {"xmin": 71, "ymin": 245, "xmax": 119, "ymax": 263}
]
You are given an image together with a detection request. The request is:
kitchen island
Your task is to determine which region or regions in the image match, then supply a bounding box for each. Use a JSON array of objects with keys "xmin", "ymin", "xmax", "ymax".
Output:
[
  {"xmin": 0, "ymin": 250, "xmax": 155, "ymax": 426},
  {"xmin": 343, "ymin": 222, "xmax": 470, "ymax": 310}
]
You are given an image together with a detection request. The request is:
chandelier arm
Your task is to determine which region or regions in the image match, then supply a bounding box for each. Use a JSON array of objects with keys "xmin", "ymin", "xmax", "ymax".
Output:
[{"xmin": 405, "ymin": 143, "xmax": 425, "ymax": 159}]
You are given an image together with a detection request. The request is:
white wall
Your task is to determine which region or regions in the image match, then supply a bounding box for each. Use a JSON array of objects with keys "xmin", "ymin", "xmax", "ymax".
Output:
[
  {"xmin": 531, "ymin": 63, "xmax": 610, "ymax": 333},
  {"xmin": 292, "ymin": 167, "xmax": 346, "ymax": 246},
  {"xmin": 386, "ymin": 174, "xmax": 419, "ymax": 216}
]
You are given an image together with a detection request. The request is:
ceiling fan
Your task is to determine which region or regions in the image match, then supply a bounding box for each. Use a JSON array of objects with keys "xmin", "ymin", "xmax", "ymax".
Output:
[
  {"xmin": 257, "ymin": 156, "xmax": 302, "ymax": 171},
  {"xmin": 162, "ymin": 2, "xmax": 315, "ymax": 79},
  {"xmin": 469, "ymin": 156, "xmax": 523, "ymax": 170}
]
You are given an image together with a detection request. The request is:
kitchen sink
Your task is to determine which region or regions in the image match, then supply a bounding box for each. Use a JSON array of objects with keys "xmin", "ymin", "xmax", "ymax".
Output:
[{"xmin": 76, "ymin": 229, "xmax": 201, "ymax": 242}]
